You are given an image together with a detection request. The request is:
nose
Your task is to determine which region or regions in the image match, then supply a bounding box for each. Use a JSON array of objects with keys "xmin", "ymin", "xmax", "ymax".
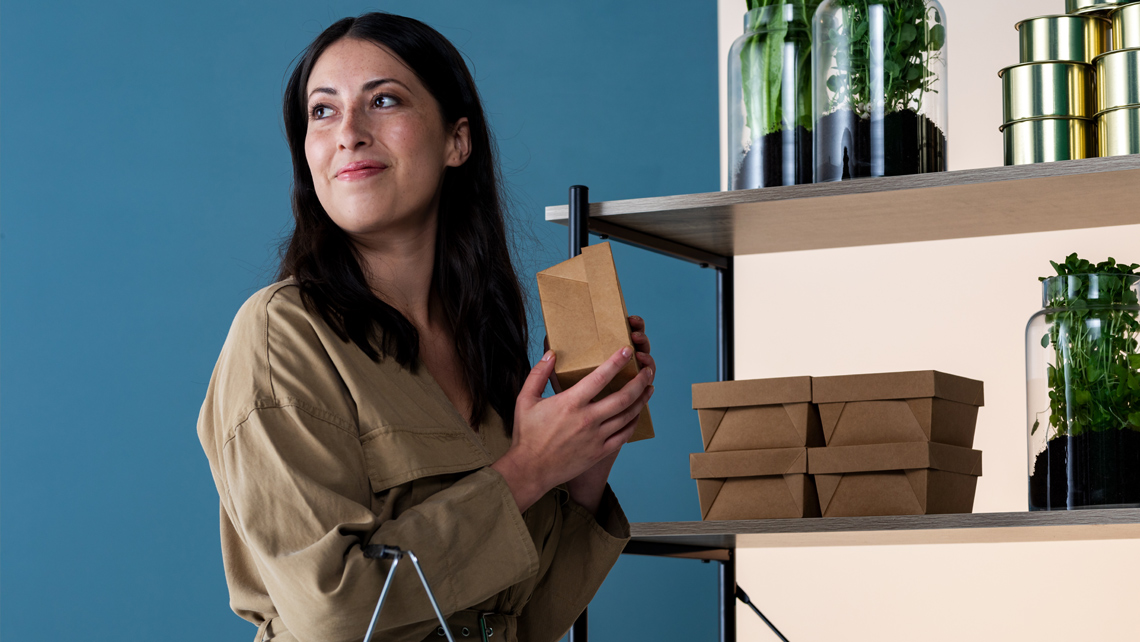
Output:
[{"xmin": 336, "ymin": 104, "xmax": 372, "ymax": 151}]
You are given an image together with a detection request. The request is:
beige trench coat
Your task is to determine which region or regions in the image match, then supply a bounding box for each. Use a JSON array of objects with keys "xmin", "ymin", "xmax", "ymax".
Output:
[{"xmin": 198, "ymin": 281, "xmax": 630, "ymax": 642}]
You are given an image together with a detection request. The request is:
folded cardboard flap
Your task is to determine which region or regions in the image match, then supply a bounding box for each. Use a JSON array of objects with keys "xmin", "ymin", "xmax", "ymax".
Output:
[
  {"xmin": 692, "ymin": 377, "xmax": 821, "ymax": 450},
  {"xmin": 815, "ymin": 469, "xmax": 979, "ymax": 516},
  {"xmin": 698, "ymin": 403, "xmax": 822, "ymax": 450},
  {"xmin": 692, "ymin": 377, "xmax": 812, "ymax": 408},
  {"xmin": 690, "ymin": 447, "xmax": 808, "ymax": 479},
  {"xmin": 818, "ymin": 397, "xmax": 980, "ymax": 447},
  {"xmin": 697, "ymin": 474, "xmax": 820, "ymax": 520},
  {"xmin": 811, "ymin": 370, "xmax": 985, "ymax": 406},
  {"xmin": 536, "ymin": 242, "xmax": 653, "ymax": 442},
  {"xmin": 808, "ymin": 442, "xmax": 983, "ymax": 476}
]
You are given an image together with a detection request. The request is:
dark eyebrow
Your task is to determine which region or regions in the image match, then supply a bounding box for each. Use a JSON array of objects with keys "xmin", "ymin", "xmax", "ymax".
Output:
[
  {"xmin": 307, "ymin": 78, "xmax": 410, "ymax": 101},
  {"xmin": 363, "ymin": 78, "xmax": 409, "ymax": 92}
]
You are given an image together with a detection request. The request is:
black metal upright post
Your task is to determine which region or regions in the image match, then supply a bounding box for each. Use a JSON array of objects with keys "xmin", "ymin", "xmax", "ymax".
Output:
[
  {"xmin": 568, "ymin": 184, "xmax": 589, "ymax": 642},
  {"xmin": 716, "ymin": 259, "xmax": 734, "ymax": 382},
  {"xmin": 569, "ymin": 185, "xmax": 589, "ymax": 258},
  {"xmin": 716, "ymin": 259, "xmax": 735, "ymax": 642}
]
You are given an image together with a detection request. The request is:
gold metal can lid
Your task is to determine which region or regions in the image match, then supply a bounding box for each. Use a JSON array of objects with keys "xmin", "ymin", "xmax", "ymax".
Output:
[
  {"xmin": 1067, "ymin": 0, "xmax": 1139, "ymax": 15},
  {"xmin": 1095, "ymin": 103, "xmax": 1140, "ymax": 117},
  {"xmin": 1091, "ymin": 44, "xmax": 1140, "ymax": 63},
  {"xmin": 1015, "ymin": 13, "xmax": 1111, "ymax": 30},
  {"xmin": 999, "ymin": 115, "xmax": 1095, "ymax": 133},
  {"xmin": 998, "ymin": 59, "xmax": 1092, "ymax": 78},
  {"xmin": 1015, "ymin": 14, "xmax": 1111, "ymax": 64}
]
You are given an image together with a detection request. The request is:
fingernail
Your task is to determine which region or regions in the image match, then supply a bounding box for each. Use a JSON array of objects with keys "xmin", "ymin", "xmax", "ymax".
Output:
[
  {"xmin": 648, "ymin": 367, "xmax": 655, "ymax": 381},
  {"xmin": 542, "ymin": 350, "xmax": 553, "ymax": 362},
  {"xmin": 633, "ymin": 332, "xmax": 643, "ymax": 339},
  {"xmin": 621, "ymin": 347, "xmax": 633, "ymax": 358}
]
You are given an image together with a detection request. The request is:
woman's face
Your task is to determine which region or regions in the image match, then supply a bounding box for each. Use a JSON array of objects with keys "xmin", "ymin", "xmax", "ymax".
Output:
[{"xmin": 304, "ymin": 38, "xmax": 469, "ymax": 242}]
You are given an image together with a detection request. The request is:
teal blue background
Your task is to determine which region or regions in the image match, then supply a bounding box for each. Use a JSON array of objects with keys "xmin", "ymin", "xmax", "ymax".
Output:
[{"xmin": 1, "ymin": 2, "xmax": 721, "ymax": 639}]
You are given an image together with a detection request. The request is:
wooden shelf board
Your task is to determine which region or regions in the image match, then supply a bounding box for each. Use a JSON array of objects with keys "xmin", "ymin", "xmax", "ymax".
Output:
[
  {"xmin": 628, "ymin": 508, "xmax": 1140, "ymax": 550},
  {"xmin": 546, "ymin": 156, "xmax": 1140, "ymax": 258}
]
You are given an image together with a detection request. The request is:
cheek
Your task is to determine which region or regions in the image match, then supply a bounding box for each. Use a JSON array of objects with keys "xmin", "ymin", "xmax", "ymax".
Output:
[
  {"xmin": 304, "ymin": 135, "xmax": 324, "ymax": 179},
  {"xmin": 389, "ymin": 118, "xmax": 449, "ymax": 180}
]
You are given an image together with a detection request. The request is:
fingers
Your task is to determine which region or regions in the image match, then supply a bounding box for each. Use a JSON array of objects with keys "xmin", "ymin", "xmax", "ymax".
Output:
[
  {"xmin": 636, "ymin": 351, "xmax": 656, "ymax": 374},
  {"xmin": 600, "ymin": 384, "xmax": 654, "ymax": 441},
  {"xmin": 603, "ymin": 411, "xmax": 641, "ymax": 451},
  {"xmin": 590, "ymin": 363, "xmax": 654, "ymax": 422},
  {"xmin": 629, "ymin": 316, "xmax": 651, "ymax": 354},
  {"xmin": 569, "ymin": 346, "xmax": 635, "ymax": 403},
  {"xmin": 631, "ymin": 330, "xmax": 651, "ymax": 355},
  {"xmin": 519, "ymin": 351, "xmax": 556, "ymax": 403}
]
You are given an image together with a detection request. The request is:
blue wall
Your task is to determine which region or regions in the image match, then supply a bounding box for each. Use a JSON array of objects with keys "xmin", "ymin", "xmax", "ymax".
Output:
[{"xmin": 1, "ymin": 2, "xmax": 721, "ymax": 640}]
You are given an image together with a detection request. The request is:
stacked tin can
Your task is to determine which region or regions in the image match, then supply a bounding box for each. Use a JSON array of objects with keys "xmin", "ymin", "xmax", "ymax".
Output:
[
  {"xmin": 1095, "ymin": 3, "xmax": 1140, "ymax": 155},
  {"xmin": 1000, "ymin": 12, "xmax": 1108, "ymax": 165}
]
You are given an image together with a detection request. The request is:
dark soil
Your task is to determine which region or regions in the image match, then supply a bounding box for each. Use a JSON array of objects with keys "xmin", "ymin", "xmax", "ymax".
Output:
[
  {"xmin": 1029, "ymin": 429, "xmax": 1140, "ymax": 510},
  {"xmin": 813, "ymin": 108, "xmax": 947, "ymax": 182},
  {"xmin": 733, "ymin": 125, "xmax": 813, "ymax": 189}
]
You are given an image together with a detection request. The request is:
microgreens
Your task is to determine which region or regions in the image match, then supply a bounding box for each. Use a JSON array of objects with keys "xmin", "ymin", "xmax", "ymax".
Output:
[
  {"xmin": 823, "ymin": 0, "xmax": 945, "ymax": 116},
  {"xmin": 1034, "ymin": 254, "xmax": 1140, "ymax": 438}
]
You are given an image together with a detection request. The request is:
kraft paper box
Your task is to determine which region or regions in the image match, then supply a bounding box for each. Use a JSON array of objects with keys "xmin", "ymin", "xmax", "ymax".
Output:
[
  {"xmin": 689, "ymin": 448, "xmax": 819, "ymax": 520},
  {"xmin": 811, "ymin": 371, "xmax": 984, "ymax": 448},
  {"xmin": 692, "ymin": 377, "xmax": 822, "ymax": 451},
  {"xmin": 808, "ymin": 442, "xmax": 982, "ymax": 517},
  {"xmin": 536, "ymin": 242, "xmax": 653, "ymax": 442}
]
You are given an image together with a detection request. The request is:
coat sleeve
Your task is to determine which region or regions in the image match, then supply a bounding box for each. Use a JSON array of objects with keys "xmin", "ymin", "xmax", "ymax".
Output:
[
  {"xmin": 514, "ymin": 485, "xmax": 631, "ymax": 642},
  {"xmin": 221, "ymin": 402, "xmax": 540, "ymax": 642}
]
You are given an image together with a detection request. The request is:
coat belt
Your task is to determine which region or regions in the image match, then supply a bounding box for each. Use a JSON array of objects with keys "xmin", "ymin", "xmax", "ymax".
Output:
[{"xmin": 254, "ymin": 610, "xmax": 517, "ymax": 642}]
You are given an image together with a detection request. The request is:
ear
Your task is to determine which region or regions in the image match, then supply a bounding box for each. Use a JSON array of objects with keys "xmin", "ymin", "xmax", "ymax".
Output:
[{"xmin": 445, "ymin": 117, "xmax": 471, "ymax": 168}]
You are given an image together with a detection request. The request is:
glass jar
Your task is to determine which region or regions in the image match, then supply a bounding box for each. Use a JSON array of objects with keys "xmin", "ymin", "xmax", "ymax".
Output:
[
  {"xmin": 1026, "ymin": 273, "xmax": 1140, "ymax": 510},
  {"xmin": 727, "ymin": 1, "xmax": 819, "ymax": 189},
  {"xmin": 811, "ymin": 0, "xmax": 948, "ymax": 181}
]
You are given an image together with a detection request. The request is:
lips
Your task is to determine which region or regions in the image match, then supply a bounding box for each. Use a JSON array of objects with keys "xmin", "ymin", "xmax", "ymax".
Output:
[{"xmin": 336, "ymin": 160, "xmax": 387, "ymax": 181}]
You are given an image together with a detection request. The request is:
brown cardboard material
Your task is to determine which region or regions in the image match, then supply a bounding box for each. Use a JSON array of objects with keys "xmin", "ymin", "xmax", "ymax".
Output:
[
  {"xmin": 692, "ymin": 377, "xmax": 822, "ymax": 450},
  {"xmin": 808, "ymin": 442, "xmax": 982, "ymax": 516},
  {"xmin": 812, "ymin": 371, "xmax": 984, "ymax": 447},
  {"xmin": 689, "ymin": 448, "xmax": 819, "ymax": 519},
  {"xmin": 536, "ymin": 242, "xmax": 652, "ymax": 441},
  {"xmin": 812, "ymin": 370, "xmax": 985, "ymax": 405}
]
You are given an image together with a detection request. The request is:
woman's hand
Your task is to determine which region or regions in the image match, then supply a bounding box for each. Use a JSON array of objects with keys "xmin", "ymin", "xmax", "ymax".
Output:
[
  {"xmin": 492, "ymin": 341, "xmax": 655, "ymax": 514},
  {"xmin": 628, "ymin": 314, "xmax": 656, "ymax": 379},
  {"xmin": 543, "ymin": 316, "xmax": 656, "ymax": 393},
  {"xmin": 564, "ymin": 315, "xmax": 656, "ymax": 514}
]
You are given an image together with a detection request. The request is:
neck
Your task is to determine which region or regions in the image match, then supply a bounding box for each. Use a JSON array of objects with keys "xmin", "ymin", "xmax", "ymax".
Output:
[{"xmin": 352, "ymin": 213, "xmax": 440, "ymax": 332}]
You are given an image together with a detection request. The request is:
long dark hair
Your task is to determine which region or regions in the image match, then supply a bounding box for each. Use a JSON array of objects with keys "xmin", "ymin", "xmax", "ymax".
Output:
[{"xmin": 277, "ymin": 12, "xmax": 530, "ymax": 431}]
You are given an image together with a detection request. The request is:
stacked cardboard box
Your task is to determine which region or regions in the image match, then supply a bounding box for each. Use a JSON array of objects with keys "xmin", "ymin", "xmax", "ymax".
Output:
[
  {"xmin": 690, "ymin": 377, "xmax": 823, "ymax": 519},
  {"xmin": 810, "ymin": 371, "xmax": 984, "ymax": 517},
  {"xmin": 690, "ymin": 371, "xmax": 985, "ymax": 520}
]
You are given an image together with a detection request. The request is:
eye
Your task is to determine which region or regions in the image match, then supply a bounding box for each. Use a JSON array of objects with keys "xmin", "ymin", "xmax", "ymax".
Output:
[
  {"xmin": 309, "ymin": 104, "xmax": 333, "ymax": 121},
  {"xmin": 372, "ymin": 93, "xmax": 398, "ymax": 108}
]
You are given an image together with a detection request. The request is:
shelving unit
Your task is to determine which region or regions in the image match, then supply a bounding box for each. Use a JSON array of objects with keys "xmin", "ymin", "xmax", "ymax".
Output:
[
  {"xmin": 550, "ymin": 156, "xmax": 1140, "ymax": 642},
  {"xmin": 547, "ymin": 155, "xmax": 1140, "ymax": 263},
  {"xmin": 626, "ymin": 508, "xmax": 1140, "ymax": 555}
]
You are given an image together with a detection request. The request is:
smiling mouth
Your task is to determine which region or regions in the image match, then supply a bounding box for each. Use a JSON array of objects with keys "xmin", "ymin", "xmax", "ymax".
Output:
[{"xmin": 336, "ymin": 162, "xmax": 388, "ymax": 181}]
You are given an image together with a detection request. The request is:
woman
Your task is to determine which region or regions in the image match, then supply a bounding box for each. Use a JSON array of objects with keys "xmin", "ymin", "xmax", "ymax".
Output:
[{"xmin": 197, "ymin": 12, "xmax": 656, "ymax": 642}]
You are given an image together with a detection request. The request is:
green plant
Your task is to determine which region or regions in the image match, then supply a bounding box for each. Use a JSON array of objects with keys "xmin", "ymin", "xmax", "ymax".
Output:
[
  {"xmin": 823, "ymin": 0, "xmax": 945, "ymax": 116},
  {"xmin": 740, "ymin": 0, "xmax": 819, "ymax": 140},
  {"xmin": 1034, "ymin": 254, "xmax": 1140, "ymax": 439}
]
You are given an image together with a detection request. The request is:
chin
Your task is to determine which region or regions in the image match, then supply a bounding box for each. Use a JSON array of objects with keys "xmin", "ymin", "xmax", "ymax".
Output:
[{"xmin": 329, "ymin": 198, "xmax": 391, "ymax": 227}]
